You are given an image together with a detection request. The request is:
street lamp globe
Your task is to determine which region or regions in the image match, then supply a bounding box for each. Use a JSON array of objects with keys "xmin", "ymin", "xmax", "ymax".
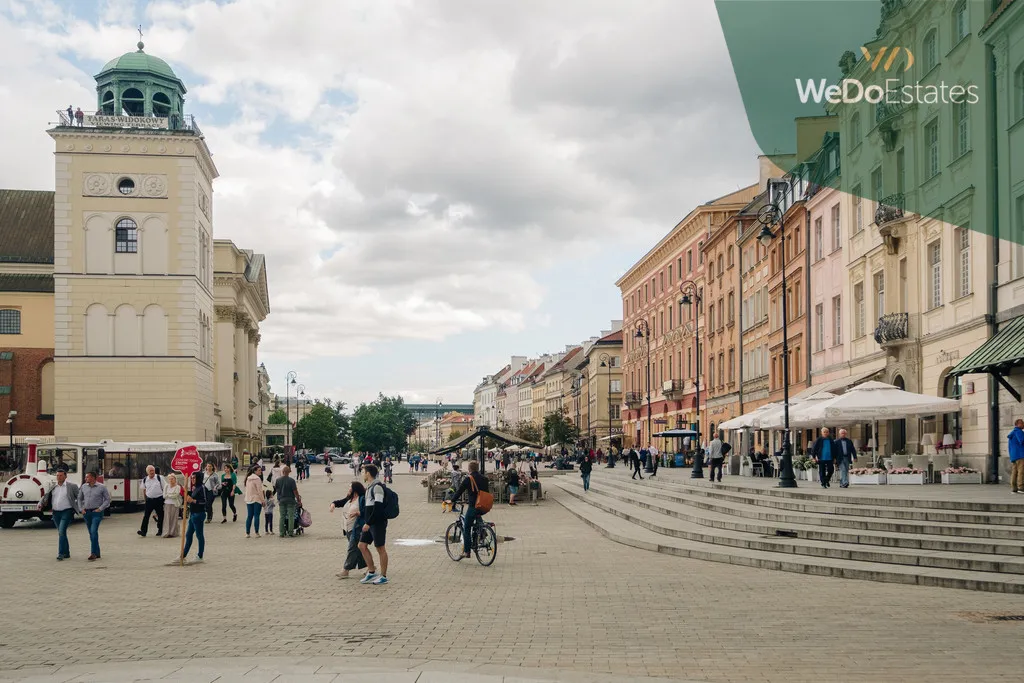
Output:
[{"xmin": 757, "ymin": 225, "xmax": 775, "ymax": 247}]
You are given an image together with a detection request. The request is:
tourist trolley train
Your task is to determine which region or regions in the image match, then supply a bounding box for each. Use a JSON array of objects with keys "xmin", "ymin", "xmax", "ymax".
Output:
[{"xmin": 0, "ymin": 439, "xmax": 231, "ymax": 528}]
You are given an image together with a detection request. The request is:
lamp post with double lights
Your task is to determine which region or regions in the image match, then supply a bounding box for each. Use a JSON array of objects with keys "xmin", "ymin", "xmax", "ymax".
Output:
[
  {"xmin": 678, "ymin": 279, "xmax": 704, "ymax": 478},
  {"xmin": 285, "ymin": 370, "xmax": 297, "ymax": 450},
  {"xmin": 633, "ymin": 319, "xmax": 652, "ymax": 456},
  {"xmin": 599, "ymin": 353, "xmax": 614, "ymax": 464},
  {"xmin": 756, "ymin": 180, "xmax": 798, "ymax": 489}
]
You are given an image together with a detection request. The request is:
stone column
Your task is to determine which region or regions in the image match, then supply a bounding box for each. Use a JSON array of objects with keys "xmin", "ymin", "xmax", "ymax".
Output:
[
  {"xmin": 248, "ymin": 329, "xmax": 259, "ymax": 448},
  {"xmin": 234, "ymin": 312, "xmax": 250, "ymax": 442},
  {"xmin": 214, "ymin": 306, "xmax": 237, "ymax": 430}
]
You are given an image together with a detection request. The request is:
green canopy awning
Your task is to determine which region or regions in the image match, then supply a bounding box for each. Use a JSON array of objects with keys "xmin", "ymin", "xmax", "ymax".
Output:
[{"xmin": 950, "ymin": 315, "xmax": 1024, "ymax": 401}]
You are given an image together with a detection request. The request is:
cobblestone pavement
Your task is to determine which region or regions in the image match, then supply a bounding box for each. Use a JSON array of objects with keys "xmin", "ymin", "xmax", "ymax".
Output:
[{"xmin": 2, "ymin": 464, "xmax": 1024, "ymax": 682}]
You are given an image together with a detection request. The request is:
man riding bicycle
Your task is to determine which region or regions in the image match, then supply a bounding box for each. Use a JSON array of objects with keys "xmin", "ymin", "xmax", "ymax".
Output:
[{"xmin": 448, "ymin": 460, "xmax": 490, "ymax": 559}]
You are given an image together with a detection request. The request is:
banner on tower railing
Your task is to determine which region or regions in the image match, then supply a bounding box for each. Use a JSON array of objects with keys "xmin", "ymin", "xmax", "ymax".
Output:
[{"xmin": 85, "ymin": 115, "xmax": 168, "ymax": 129}]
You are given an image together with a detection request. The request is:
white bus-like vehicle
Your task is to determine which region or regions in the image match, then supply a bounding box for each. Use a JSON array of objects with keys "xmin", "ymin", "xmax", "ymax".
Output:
[{"xmin": 1, "ymin": 439, "xmax": 231, "ymax": 528}]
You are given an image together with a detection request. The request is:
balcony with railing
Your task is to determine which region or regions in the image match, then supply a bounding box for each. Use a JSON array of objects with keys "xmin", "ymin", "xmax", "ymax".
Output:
[
  {"xmin": 873, "ymin": 312, "xmax": 910, "ymax": 346},
  {"xmin": 625, "ymin": 392, "xmax": 643, "ymax": 408},
  {"xmin": 661, "ymin": 379, "xmax": 687, "ymax": 400},
  {"xmin": 874, "ymin": 193, "xmax": 905, "ymax": 227},
  {"xmin": 55, "ymin": 109, "xmax": 203, "ymax": 138}
]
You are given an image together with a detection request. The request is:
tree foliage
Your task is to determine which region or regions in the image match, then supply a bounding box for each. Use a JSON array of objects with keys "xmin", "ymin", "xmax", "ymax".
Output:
[
  {"xmin": 513, "ymin": 421, "xmax": 542, "ymax": 445},
  {"xmin": 350, "ymin": 393, "xmax": 417, "ymax": 453},
  {"xmin": 447, "ymin": 429, "xmax": 465, "ymax": 443},
  {"xmin": 292, "ymin": 403, "xmax": 338, "ymax": 452},
  {"xmin": 268, "ymin": 408, "xmax": 288, "ymax": 425},
  {"xmin": 543, "ymin": 407, "xmax": 579, "ymax": 446}
]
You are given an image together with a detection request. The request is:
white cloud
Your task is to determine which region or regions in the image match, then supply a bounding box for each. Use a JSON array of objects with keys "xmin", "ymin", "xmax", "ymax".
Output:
[{"xmin": 0, "ymin": 0, "xmax": 759, "ymax": 403}]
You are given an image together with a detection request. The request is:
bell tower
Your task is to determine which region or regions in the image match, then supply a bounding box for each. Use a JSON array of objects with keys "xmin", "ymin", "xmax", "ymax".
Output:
[{"xmin": 48, "ymin": 41, "xmax": 217, "ymax": 442}]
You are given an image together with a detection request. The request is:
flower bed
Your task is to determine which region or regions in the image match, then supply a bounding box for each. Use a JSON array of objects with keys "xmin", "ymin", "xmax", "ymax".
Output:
[
  {"xmin": 940, "ymin": 467, "xmax": 982, "ymax": 485},
  {"xmin": 887, "ymin": 468, "xmax": 926, "ymax": 485},
  {"xmin": 849, "ymin": 467, "xmax": 886, "ymax": 485}
]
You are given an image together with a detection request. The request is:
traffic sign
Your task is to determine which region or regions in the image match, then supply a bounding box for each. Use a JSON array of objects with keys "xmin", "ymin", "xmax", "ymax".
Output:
[{"xmin": 171, "ymin": 445, "xmax": 203, "ymax": 476}]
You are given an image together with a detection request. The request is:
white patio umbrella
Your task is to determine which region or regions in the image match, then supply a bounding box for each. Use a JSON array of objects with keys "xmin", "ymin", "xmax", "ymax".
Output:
[
  {"xmin": 719, "ymin": 403, "xmax": 779, "ymax": 431},
  {"xmin": 756, "ymin": 392, "xmax": 838, "ymax": 429},
  {"xmin": 791, "ymin": 381, "xmax": 961, "ymax": 465}
]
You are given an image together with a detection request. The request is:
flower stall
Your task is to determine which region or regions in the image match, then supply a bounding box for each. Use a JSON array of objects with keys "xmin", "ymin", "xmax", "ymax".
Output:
[
  {"xmin": 849, "ymin": 467, "xmax": 887, "ymax": 485},
  {"xmin": 886, "ymin": 467, "xmax": 926, "ymax": 485},
  {"xmin": 940, "ymin": 466, "xmax": 983, "ymax": 485}
]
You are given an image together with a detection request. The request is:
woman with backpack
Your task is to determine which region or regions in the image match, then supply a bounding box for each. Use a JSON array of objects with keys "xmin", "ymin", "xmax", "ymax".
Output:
[
  {"xmin": 330, "ymin": 481, "xmax": 367, "ymax": 579},
  {"xmin": 202, "ymin": 462, "xmax": 220, "ymax": 522},
  {"xmin": 506, "ymin": 466, "xmax": 520, "ymax": 506},
  {"xmin": 219, "ymin": 464, "xmax": 238, "ymax": 523}
]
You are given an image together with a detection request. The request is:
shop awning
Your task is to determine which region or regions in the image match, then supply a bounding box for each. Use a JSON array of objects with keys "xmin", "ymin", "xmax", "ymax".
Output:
[{"xmin": 949, "ymin": 315, "xmax": 1024, "ymax": 401}]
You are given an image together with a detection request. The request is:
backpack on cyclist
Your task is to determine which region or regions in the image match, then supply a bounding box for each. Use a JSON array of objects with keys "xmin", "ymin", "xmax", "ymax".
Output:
[
  {"xmin": 469, "ymin": 475, "xmax": 493, "ymax": 514},
  {"xmin": 380, "ymin": 484, "xmax": 400, "ymax": 520}
]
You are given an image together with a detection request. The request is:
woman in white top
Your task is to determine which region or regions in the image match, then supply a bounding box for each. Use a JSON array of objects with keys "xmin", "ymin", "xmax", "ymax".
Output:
[{"xmin": 162, "ymin": 474, "xmax": 184, "ymax": 538}]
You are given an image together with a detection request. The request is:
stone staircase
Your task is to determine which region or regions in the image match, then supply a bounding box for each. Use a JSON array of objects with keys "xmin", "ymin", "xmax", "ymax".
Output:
[{"xmin": 548, "ymin": 473, "xmax": 1024, "ymax": 593}]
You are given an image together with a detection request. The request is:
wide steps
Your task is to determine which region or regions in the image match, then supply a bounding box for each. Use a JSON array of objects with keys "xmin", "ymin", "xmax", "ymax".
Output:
[
  {"xmin": 605, "ymin": 479, "xmax": 1024, "ymax": 554},
  {"xmin": 559, "ymin": 479, "xmax": 1024, "ymax": 575},
  {"xmin": 644, "ymin": 478, "xmax": 1024, "ymax": 532},
  {"xmin": 548, "ymin": 482, "xmax": 1024, "ymax": 594}
]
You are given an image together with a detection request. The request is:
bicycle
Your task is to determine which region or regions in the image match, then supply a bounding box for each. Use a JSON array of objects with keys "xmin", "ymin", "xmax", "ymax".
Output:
[{"xmin": 444, "ymin": 502, "xmax": 498, "ymax": 566}]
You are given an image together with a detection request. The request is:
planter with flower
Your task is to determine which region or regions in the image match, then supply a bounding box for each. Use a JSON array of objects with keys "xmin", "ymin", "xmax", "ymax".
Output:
[
  {"xmin": 940, "ymin": 466, "xmax": 982, "ymax": 485},
  {"xmin": 849, "ymin": 467, "xmax": 887, "ymax": 485},
  {"xmin": 886, "ymin": 467, "xmax": 926, "ymax": 485}
]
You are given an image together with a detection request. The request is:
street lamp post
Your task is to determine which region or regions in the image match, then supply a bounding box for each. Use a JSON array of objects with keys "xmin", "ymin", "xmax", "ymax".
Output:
[
  {"xmin": 679, "ymin": 279, "xmax": 704, "ymax": 479},
  {"xmin": 6, "ymin": 410, "xmax": 15, "ymax": 449},
  {"xmin": 757, "ymin": 180, "xmax": 798, "ymax": 489},
  {"xmin": 435, "ymin": 398, "xmax": 442, "ymax": 449},
  {"xmin": 297, "ymin": 385, "xmax": 307, "ymax": 450},
  {"xmin": 285, "ymin": 370, "xmax": 297, "ymax": 451},
  {"xmin": 633, "ymin": 320, "xmax": 652, "ymax": 461}
]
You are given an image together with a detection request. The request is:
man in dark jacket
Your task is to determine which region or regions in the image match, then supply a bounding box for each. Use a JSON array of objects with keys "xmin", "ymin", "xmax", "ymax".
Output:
[
  {"xmin": 834, "ymin": 428, "xmax": 858, "ymax": 488},
  {"xmin": 810, "ymin": 427, "xmax": 836, "ymax": 488},
  {"xmin": 629, "ymin": 448, "xmax": 643, "ymax": 480}
]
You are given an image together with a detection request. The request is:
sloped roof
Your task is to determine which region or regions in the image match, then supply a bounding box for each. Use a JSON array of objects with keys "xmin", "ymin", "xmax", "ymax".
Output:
[
  {"xmin": 0, "ymin": 274, "xmax": 54, "ymax": 292},
  {"xmin": 547, "ymin": 346, "xmax": 582, "ymax": 373},
  {"xmin": 596, "ymin": 329, "xmax": 623, "ymax": 344},
  {"xmin": 0, "ymin": 190, "xmax": 54, "ymax": 263}
]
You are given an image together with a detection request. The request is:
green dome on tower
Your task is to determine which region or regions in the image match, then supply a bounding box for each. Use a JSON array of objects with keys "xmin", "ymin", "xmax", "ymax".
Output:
[
  {"xmin": 98, "ymin": 46, "xmax": 180, "ymax": 83},
  {"xmin": 93, "ymin": 41, "xmax": 187, "ymax": 120}
]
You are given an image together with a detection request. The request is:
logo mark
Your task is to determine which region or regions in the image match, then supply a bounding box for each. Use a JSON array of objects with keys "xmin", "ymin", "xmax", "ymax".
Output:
[{"xmin": 861, "ymin": 46, "xmax": 914, "ymax": 72}]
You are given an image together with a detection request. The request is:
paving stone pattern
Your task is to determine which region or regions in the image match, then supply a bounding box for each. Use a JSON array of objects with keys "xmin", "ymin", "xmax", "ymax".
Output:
[{"xmin": 1, "ymin": 464, "xmax": 1024, "ymax": 682}]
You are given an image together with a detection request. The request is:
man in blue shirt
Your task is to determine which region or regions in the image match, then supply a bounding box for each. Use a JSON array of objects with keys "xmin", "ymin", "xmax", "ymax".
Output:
[
  {"xmin": 810, "ymin": 427, "xmax": 836, "ymax": 489},
  {"xmin": 1009, "ymin": 419, "xmax": 1024, "ymax": 493}
]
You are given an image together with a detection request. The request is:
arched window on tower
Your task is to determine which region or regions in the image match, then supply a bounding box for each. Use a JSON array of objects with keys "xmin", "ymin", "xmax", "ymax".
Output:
[
  {"xmin": 115, "ymin": 218, "xmax": 138, "ymax": 253},
  {"xmin": 101, "ymin": 90, "xmax": 115, "ymax": 115},
  {"xmin": 152, "ymin": 92, "xmax": 171, "ymax": 117},
  {"xmin": 121, "ymin": 87, "xmax": 145, "ymax": 116}
]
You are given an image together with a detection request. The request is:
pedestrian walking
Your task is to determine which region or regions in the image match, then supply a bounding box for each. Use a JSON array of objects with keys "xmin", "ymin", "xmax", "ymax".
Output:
[
  {"xmin": 630, "ymin": 448, "xmax": 643, "ymax": 480},
  {"xmin": 810, "ymin": 427, "xmax": 836, "ymax": 489},
  {"xmin": 835, "ymin": 428, "xmax": 858, "ymax": 488},
  {"xmin": 650, "ymin": 445, "xmax": 660, "ymax": 477},
  {"xmin": 231, "ymin": 454, "xmax": 239, "ymax": 472},
  {"xmin": 244, "ymin": 466, "xmax": 265, "ymax": 538},
  {"xmin": 358, "ymin": 464, "xmax": 390, "ymax": 585},
  {"xmin": 180, "ymin": 472, "xmax": 209, "ymax": 563},
  {"xmin": 41, "ymin": 467, "xmax": 80, "ymax": 560},
  {"xmin": 203, "ymin": 463, "xmax": 220, "ymax": 522},
  {"xmin": 506, "ymin": 466, "xmax": 520, "ymax": 505},
  {"xmin": 271, "ymin": 458, "xmax": 283, "ymax": 484},
  {"xmin": 273, "ymin": 465, "xmax": 300, "ymax": 537},
  {"xmin": 707, "ymin": 432, "xmax": 725, "ymax": 482},
  {"xmin": 580, "ymin": 454, "xmax": 593, "ymax": 492},
  {"xmin": 78, "ymin": 471, "xmax": 110, "ymax": 561},
  {"xmin": 74, "ymin": 107, "xmax": 84, "ymax": 126},
  {"xmin": 1010, "ymin": 419, "xmax": 1024, "ymax": 493},
  {"xmin": 162, "ymin": 474, "xmax": 184, "ymax": 538},
  {"xmin": 137, "ymin": 465, "xmax": 165, "ymax": 537},
  {"xmin": 219, "ymin": 464, "xmax": 238, "ymax": 523},
  {"xmin": 331, "ymin": 481, "xmax": 367, "ymax": 578},
  {"xmin": 325, "ymin": 459, "xmax": 334, "ymax": 483}
]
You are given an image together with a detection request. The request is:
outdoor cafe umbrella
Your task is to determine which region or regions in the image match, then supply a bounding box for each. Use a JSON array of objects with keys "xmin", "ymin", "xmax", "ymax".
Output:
[
  {"xmin": 719, "ymin": 403, "xmax": 778, "ymax": 431},
  {"xmin": 755, "ymin": 392, "xmax": 838, "ymax": 430}
]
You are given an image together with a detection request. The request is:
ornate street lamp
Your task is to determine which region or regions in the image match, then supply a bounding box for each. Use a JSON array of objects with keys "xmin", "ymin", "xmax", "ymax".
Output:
[
  {"xmin": 599, "ymin": 353, "xmax": 614, "ymax": 465},
  {"xmin": 285, "ymin": 371, "xmax": 297, "ymax": 449},
  {"xmin": 757, "ymin": 180, "xmax": 798, "ymax": 489},
  {"xmin": 678, "ymin": 279, "xmax": 704, "ymax": 478},
  {"xmin": 634, "ymin": 319, "xmax": 652, "ymax": 461}
]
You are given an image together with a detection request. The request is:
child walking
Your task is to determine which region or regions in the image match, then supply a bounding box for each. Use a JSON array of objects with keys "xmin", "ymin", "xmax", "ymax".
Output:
[
  {"xmin": 263, "ymin": 491, "xmax": 276, "ymax": 535},
  {"xmin": 325, "ymin": 460, "xmax": 334, "ymax": 483}
]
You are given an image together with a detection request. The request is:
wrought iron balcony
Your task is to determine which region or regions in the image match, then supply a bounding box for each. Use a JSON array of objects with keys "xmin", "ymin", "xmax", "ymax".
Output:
[
  {"xmin": 875, "ymin": 193, "xmax": 905, "ymax": 227},
  {"xmin": 55, "ymin": 109, "xmax": 203, "ymax": 137},
  {"xmin": 661, "ymin": 379, "xmax": 686, "ymax": 400},
  {"xmin": 625, "ymin": 392, "xmax": 643, "ymax": 408},
  {"xmin": 873, "ymin": 312, "xmax": 909, "ymax": 345},
  {"xmin": 874, "ymin": 101, "xmax": 906, "ymax": 126}
]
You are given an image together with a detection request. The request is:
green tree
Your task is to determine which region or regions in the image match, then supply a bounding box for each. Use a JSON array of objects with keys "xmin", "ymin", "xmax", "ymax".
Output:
[
  {"xmin": 513, "ymin": 421, "xmax": 542, "ymax": 445},
  {"xmin": 350, "ymin": 393, "xmax": 417, "ymax": 453},
  {"xmin": 448, "ymin": 429, "xmax": 465, "ymax": 443},
  {"xmin": 408, "ymin": 439, "xmax": 431, "ymax": 453},
  {"xmin": 543, "ymin": 407, "xmax": 579, "ymax": 446},
  {"xmin": 292, "ymin": 403, "xmax": 342, "ymax": 452},
  {"xmin": 268, "ymin": 408, "xmax": 288, "ymax": 425}
]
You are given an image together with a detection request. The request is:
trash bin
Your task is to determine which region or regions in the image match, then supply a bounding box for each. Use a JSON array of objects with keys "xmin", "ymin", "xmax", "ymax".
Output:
[{"xmin": 675, "ymin": 453, "xmax": 686, "ymax": 467}]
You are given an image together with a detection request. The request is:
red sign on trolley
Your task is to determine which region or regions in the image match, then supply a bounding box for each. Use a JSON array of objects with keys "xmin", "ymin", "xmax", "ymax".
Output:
[{"xmin": 171, "ymin": 445, "xmax": 203, "ymax": 476}]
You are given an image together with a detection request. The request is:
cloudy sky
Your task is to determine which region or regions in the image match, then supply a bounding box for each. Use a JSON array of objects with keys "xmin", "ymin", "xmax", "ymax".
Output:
[{"xmin": 0, "ymin": 0, "xmax": 760, "ymax": 408}]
